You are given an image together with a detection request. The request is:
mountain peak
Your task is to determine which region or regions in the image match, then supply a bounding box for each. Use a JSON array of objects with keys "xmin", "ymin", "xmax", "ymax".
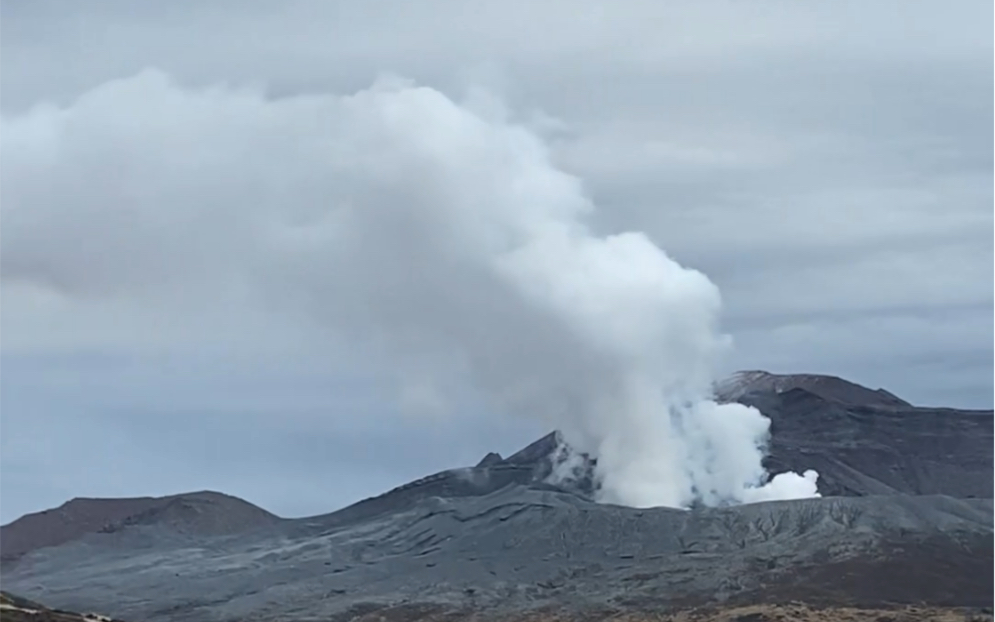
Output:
[{"xmin": 715, "ymin": 370, "xmax": 912, "ymax": 408}]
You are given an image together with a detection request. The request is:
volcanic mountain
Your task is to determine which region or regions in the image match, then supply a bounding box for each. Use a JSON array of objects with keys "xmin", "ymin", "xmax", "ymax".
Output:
[{"xmin": 1, "ymin": 372, "xmax": 991, "ymax": 621}]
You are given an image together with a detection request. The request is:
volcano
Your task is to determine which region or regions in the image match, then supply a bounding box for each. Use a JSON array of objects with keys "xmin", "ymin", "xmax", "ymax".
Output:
[{"xmin": 1, "ymin": 371, "xmax": 991, "ymax": 621}]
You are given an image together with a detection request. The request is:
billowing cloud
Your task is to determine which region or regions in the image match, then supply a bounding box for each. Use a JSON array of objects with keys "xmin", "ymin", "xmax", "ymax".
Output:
[{"xmin": 1, "ymin": 70, "xmax": 818, "ymax": 507}]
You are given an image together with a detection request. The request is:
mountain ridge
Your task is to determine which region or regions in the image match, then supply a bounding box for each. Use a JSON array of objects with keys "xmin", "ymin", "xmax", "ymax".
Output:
[
  {"xmin": 4, "ymin": 371, "xmax": 991, "ymax": 557},
  {"xmin": 714, "ymin": 369, "xmax": 914, "ymax": 408},
  {"xmin": 1, "ymin": 370, "xmax": 991, "ymax": 621}
]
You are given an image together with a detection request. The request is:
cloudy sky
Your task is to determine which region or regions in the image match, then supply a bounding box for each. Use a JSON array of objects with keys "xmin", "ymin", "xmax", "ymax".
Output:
[{"xmin": 1, "ymin": 0, "xmax": 991, "ymax": 523}]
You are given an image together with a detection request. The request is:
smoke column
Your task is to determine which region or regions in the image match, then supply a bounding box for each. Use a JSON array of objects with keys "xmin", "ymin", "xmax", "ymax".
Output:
[{"xmin": 0, "ymin": 71, "xmax": 819, "ymax": 507}]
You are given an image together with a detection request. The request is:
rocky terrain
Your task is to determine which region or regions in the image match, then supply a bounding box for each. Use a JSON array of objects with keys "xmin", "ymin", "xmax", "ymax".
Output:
[{"xmin": 1, "ymin": 372, "xmax": 992, "ymax": 621}]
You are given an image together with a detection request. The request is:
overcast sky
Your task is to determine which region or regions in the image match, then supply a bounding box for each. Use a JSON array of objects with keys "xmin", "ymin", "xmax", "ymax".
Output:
[{"xmin": 1, "ymin": 0, "xmax": 992, "ymax": 524}]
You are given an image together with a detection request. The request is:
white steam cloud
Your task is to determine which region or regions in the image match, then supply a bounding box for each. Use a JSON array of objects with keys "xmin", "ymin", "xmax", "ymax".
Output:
[{"xmin": 0, "ymin": 70, "xmax": 819, "ymax": 508}]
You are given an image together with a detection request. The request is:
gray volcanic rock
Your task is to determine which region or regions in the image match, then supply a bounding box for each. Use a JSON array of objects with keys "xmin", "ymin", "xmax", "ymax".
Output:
[{"xmin": 1, "ymin": 371, "xmax": 991, "ymax": 621}]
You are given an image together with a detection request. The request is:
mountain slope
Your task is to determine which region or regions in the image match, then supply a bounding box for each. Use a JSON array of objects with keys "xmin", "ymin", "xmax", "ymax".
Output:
[
  {"xmin": 2, "ymin": 489, "xmax": 991, "ymax": 620},
  {"xmin": 752, "ymin": 386, "xmax": 993, "ymax": 498}
]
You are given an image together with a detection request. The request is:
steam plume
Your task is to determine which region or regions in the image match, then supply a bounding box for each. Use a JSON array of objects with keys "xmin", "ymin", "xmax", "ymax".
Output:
[{"xmin": 0, "ymin": 70, "xmax": 819, "ymax": 507}]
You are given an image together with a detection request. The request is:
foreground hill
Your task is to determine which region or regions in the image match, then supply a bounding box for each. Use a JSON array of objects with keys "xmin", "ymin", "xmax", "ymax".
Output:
[{"xmin": 1, "ymin": 372, "xmax": 991, "ymax": 621}]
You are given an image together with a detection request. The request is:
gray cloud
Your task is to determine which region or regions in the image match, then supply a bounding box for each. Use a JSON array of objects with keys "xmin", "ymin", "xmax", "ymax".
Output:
[
  {"xmin": 2, "ymin": 69, "xmax": 825, "ymax": 509},
  {"xmin": 1, "ymin": 0, "xmax": 991, "ymax": 522}
]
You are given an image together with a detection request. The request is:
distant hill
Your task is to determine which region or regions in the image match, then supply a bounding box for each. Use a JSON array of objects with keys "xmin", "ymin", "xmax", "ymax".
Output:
[{"xmin": 0, "ymin": 490, "xmax": 279, "ymax": 563}]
